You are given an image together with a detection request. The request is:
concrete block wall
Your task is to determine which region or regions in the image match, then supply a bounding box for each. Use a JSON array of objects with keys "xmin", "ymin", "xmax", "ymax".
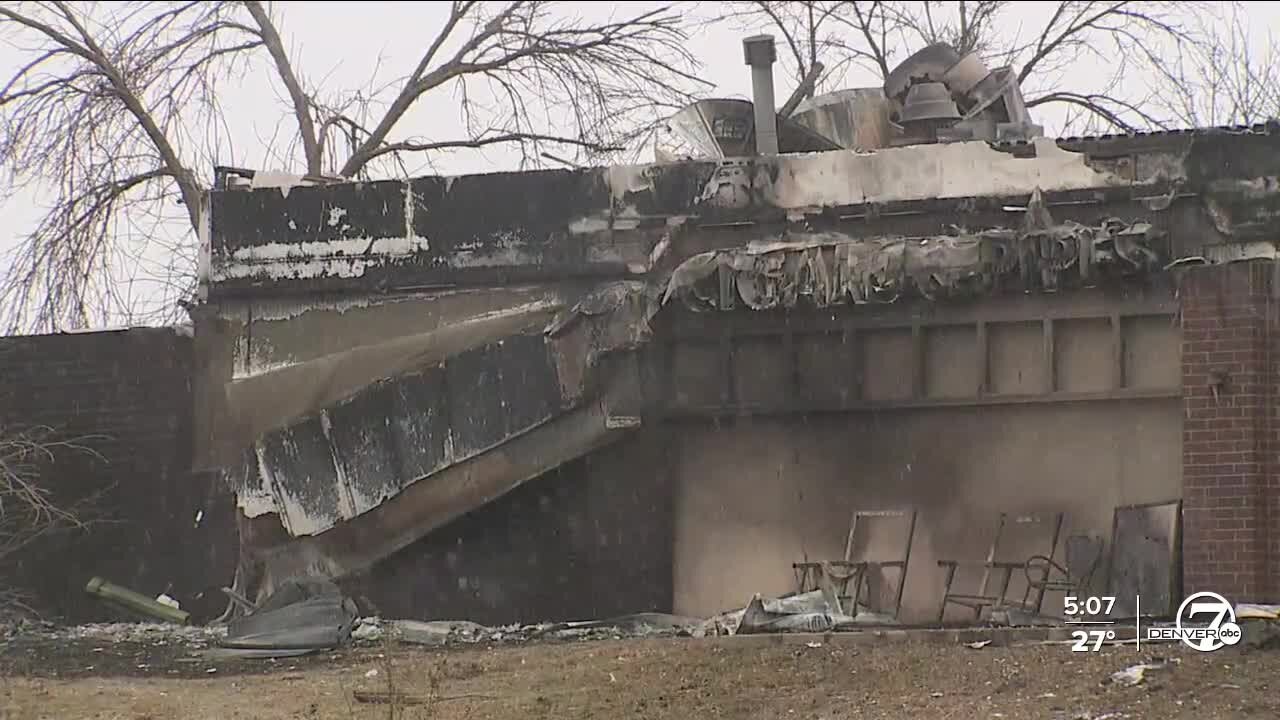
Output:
[
  {"xmin": 0, "ymin": 327, "xmax": 235, "ymax": 621},
  {"xmin": 1180, "ymin": 261, "xmax": 1280, "ymax": 602}
]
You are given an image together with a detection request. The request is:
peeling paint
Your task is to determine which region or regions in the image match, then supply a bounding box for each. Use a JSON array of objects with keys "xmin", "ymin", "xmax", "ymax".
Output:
[
  {"xmin": 212, "ymin": 234, "xmax": 432, "ymax": 281},
  {"xmin": 195, "ymin": 201, "xmax": 212, "ymax": 302},
  {"xmin": 221, "ymin": 288, "xmax": 557, "ymax": 325},
  {"xmin": 203, "ymin": 125, "xmax": 1280, "ymax": 299},
  {"xmin": 242, "ymin": 445, "xmax": 281, "ymax": 521}
]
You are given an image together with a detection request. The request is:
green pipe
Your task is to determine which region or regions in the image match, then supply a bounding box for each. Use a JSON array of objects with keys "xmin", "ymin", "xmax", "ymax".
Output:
[{"xmin": 84, "ymin": 576, "xmax": 190, "ymax": 625}]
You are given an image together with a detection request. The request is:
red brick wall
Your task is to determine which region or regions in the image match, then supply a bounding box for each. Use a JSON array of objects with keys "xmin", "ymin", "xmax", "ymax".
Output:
[{"xmin": 1180, "ymin": 261, "xmax": 1278, "ymax": 602}]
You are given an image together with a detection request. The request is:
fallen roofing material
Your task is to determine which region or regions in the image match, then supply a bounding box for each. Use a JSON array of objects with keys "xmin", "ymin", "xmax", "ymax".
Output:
[
  {"xmin": 226, "ymin": 282, "xmax": 659, "ymax": 598},
  {"xmin": 207, "ymin": 577, "xmax": 357, "ymax": 659},
  {"xmin": 233, "ymin": 281, "xmax": 657, "ymax": 541}
]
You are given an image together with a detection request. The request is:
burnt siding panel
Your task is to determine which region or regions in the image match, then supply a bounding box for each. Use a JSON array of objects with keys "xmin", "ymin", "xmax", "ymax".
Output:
[
  {"xmin": 618, "ymin": 162, "xmax": 719, "ymax": 217},
  {"xmin": 211, "ymin": 179, "xmax": 407, "ymax": 254},
  {"xmin": 445, "ymin": 344, "xmax": 508, "ymax": 458},
  {"xmin": 326, "ymin": 385, "xmax": 401, "ymax": 515},
  {"xmin": 390, "ymin": 365, "xmax": 450, "ymax": 480},
  {"xmin": 497, "ymin": 334, "xmax": 562, "ymax": 435},
  {"xmin": 258, "ymin": 417, "xmax": 344, "ymax": 531},
  {"xmin": 234, "ymin": 445, "xmax": 266, "ymax": 497},
  {"xmin": 410, "ymin": 169, "xmax": 610, "ymax": 262}
]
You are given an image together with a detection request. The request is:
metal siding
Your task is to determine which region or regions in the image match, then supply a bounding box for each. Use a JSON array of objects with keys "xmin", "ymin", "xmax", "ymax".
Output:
[{"xmin": 326, "ymin": 385, "xmax": 402, "ymax": 515}]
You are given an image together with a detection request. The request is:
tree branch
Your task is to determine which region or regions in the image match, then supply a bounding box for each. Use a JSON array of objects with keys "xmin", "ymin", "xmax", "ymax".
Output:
[
  {"xmin": 361, "ymin": 132, "xmax": 624, "ymax": 164},
  {"xmin": 244, "ymin": 1, "xmax": 321, "ymax": 175}
]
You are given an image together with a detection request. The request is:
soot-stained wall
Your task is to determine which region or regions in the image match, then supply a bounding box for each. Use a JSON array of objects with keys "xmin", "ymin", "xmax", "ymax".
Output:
[
  {"xmin": 667, "ymin": 293, "xmax": 1184, "ymax": 624},
  {"xmin": 672, "ymin": 402, "xmax": 1181, "ymax": 623},
  {"xmin": 353, "ymin": 428, "xmax": 674, "ymax": 624},
  {"xmin": 0, "ymin": 328, "xmax": 236, "ymax": 622}
]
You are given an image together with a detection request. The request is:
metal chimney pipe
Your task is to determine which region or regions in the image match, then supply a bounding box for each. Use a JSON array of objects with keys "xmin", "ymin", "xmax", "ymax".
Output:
[{"xmin": 743, "ymin": 34, "xmax": 779, "ymax": 155}]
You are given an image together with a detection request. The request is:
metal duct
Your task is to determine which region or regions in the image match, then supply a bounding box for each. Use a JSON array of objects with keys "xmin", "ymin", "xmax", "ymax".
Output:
[{"xmin": 743, "ymin": 35, "xmax": 779, "ymax": 155}]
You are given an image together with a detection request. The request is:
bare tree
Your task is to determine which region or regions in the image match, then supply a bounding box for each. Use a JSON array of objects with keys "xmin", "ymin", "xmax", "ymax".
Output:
[
  {"xmin": 0, "ymin": 427, "xmax": 95, "ymax": 562},
  {"xmin": 0, "ymin": 423, "xmax": 108, "ymax": 614},
  {"xmin": 0, "ymin": 1, "xmax": 702, "ymax": 333},
  {"xmin": 0, "ymin": 1, "xmax": 258, "ymax": 332},
  {"xmin": 1147, "ymin": 3, "xmax": 1279, "ymax": 127},
  {"xmin": 710, "ymin": 1, "xmax": 1217, "ymax": 133},
  {"xmin": 709, "ymin": 1, "xmax": 899, "ymax": 97}
]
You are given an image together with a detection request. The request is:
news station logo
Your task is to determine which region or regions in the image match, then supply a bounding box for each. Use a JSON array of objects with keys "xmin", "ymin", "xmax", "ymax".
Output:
[{"xmin": 1146, "ymin": 591, "xmax": 1242, "ymax": 652}]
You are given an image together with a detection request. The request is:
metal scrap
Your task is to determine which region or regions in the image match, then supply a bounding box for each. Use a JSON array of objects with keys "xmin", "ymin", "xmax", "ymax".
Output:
[
  {"xmin": 738, "ymin": 593, "xmax": 857, "ymax": 634},
  {"xmin": 697, "ymin": 589, "xmax": 904, "ymax": 636},
  {"xmin": 205, "ymin": 577, "xmax": 358, "ymax": 659},
  {"xmin": 84, "ymin": 577, "xmax": 190, "ymax": 626}
]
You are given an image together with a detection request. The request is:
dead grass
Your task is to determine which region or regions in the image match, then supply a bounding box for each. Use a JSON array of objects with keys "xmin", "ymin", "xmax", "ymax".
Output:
[{"xmin": 1, "ymin": 636, "xmax": 1278, "ymax": 720}]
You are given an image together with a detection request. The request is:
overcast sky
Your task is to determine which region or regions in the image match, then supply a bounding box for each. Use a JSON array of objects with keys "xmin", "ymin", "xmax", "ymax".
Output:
[{"xmin": 1, "ymin": 1, "xmax": 1277, "ymax": 330}]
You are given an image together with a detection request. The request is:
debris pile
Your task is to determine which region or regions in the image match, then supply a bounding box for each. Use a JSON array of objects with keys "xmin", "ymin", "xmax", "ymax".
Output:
[
  {"xmin": 4, "ymin": 584, "xmax": 910, "ymax": 656},
  {"xmin": 18, "ymin": 621, "xmax": 226, "ymax": 647},
  {"xmin": 1106, "ymin": 659, "xmax": 1176, "ymax": 688},
  {"xmin": 350, "ymin": 613, "xmax": 705, "ymax": 647},
  {"xmin": 1237, "ymin": 603, "xmax": 1280, "ymax": 650}
]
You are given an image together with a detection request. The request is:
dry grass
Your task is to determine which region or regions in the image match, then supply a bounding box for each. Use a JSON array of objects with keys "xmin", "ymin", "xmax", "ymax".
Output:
[{"xmin": 2, "ymin": 635, "xmax": 1278, "ymax": 720}]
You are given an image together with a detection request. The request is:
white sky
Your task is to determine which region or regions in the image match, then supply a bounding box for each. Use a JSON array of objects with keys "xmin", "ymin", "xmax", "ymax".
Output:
[{"xmin": 0, "ymin": 1, "xmax": 1277, "ymax": 330}]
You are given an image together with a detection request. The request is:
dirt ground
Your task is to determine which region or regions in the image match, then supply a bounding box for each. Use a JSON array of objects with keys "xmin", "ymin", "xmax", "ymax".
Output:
[{"xmin": 0, "ymin": 632, "xmax": 1276, "ymax": 720}]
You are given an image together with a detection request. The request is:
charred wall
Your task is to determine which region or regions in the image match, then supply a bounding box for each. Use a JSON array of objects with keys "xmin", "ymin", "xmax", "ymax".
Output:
[
  {"xmin": 671, "ymin": 403, "xmax": 1181, "ymax": 622},
  {"xmin": 351, "ymin": 428, "xmax": 674, "ymax": 625},
  {"xmin": 0, "ymin": 328, "xmax": 235, "ymax": 622},
  {"xmin": 663, "ymin": 290, "xmax": 1183, "ymax": 623}
]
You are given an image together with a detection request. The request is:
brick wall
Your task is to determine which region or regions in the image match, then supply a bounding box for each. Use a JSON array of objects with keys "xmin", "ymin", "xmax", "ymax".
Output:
[
  {"xmin": 0, "ymin": 328, "xmax": 235, "ymax": 622},
  {"xmin": 1180, "ymin": 261, "xmax": 1279, "ymax": 602}
]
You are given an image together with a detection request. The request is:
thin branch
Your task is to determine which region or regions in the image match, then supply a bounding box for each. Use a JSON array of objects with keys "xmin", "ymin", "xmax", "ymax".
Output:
[
  {"xmin": 243, "ymin": 1, "xmax": 320, "ymax": 175},
  {"xmin": 361, "ymin": 132, "xmax": 624, "ymax": 165}
]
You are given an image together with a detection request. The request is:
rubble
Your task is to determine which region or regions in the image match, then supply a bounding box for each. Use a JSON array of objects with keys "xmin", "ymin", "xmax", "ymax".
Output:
[
  {"xmin": 1106, "ymin": 659, "xmax": 1174, "ymax": 688},
  {"xmin": 990, "ymin": 608, "xmax": 1061, "ymax": 627},
  {"xmin": 351, "ymin": 613, "xmax": 706, "ymax": 648},
  {"xmin": 1237, "ymin": 603, "xmax": 1280, "ymax": 650},
  {"xmin": 20, "ymin": 622, "xmax": 226, "ymax": 647},
  {"xmin": 9, "ymin": 586, "xmax": 897, "ymax": 656}
]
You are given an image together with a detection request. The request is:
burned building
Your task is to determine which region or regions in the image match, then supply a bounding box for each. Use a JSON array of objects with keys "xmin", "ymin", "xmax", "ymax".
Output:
[{"xmin": 188, "ymin": 39, "xmax": 1280, "ymax": 625}]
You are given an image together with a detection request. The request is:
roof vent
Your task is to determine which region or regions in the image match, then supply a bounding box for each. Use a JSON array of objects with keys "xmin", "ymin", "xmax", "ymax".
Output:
[{"xmin": 899, "ymin": 82, "xmax": 961, "ymax": 123}]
